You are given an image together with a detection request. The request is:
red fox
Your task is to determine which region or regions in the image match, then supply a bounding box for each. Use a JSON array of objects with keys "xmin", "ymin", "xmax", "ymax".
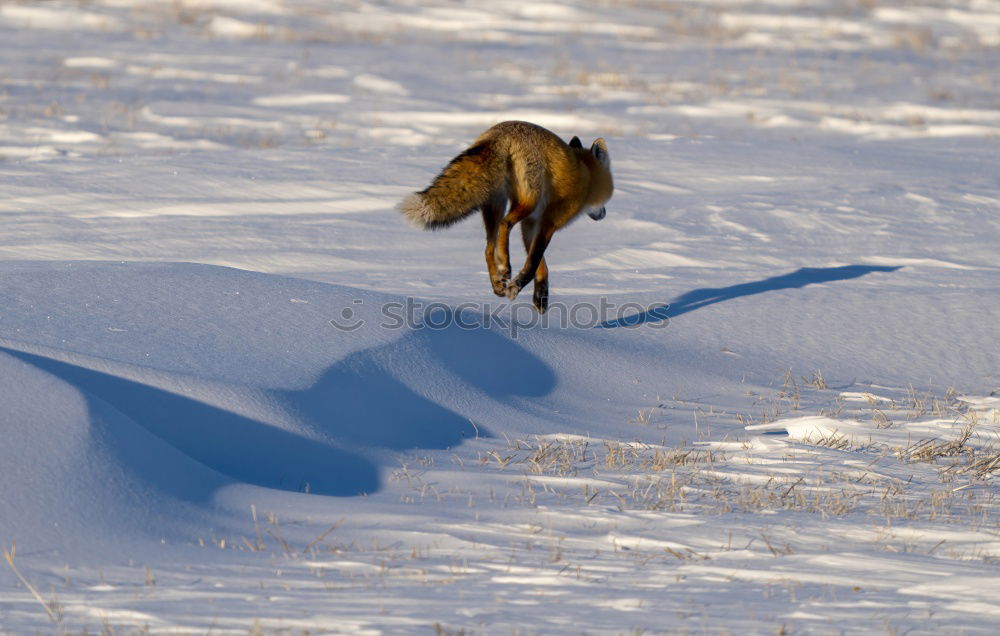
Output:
[{"xmin": 398, "ymin": 120, "xmax": 613, "ymax": 313}]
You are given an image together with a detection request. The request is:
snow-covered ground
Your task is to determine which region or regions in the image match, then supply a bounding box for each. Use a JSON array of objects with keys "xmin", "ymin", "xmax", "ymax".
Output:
[{"xmin": 1, "ymin": 0, "xmax": 999, "ymax": 632}]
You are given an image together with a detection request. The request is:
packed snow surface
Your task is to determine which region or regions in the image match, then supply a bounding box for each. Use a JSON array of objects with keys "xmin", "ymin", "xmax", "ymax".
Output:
[{"xmin": 1, "ymin": 0, "xmax": 998, "ymax": 633}]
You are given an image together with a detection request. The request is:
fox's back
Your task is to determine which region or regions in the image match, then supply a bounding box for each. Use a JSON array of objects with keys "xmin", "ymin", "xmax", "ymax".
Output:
[
  {"xmin": 477, "ymin": 121, "xmax": 587, "ymax": 204},
  {"xmin": 477, "ymin": 121, "xmax": 565, "ymax": 152},
  {"xmin": 478, "ymin": 121, "xmax": 571, "ymax": 168}
]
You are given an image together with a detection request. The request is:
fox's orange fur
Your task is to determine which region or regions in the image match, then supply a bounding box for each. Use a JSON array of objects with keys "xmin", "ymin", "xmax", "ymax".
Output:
[{"xmin": 398, "ymin": 121, "xmax": 614, "ymax": 312}]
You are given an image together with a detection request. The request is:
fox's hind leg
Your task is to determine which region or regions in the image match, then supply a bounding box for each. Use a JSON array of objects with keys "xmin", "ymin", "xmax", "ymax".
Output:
[
  {"xmin": 507, "ymin": 219, "xmax": 555, "ymax": 305},
  {"xmin": 494, "ymin": 198, "xmax": 536, "ymax": 292},
  {"xmin": 481, "ymin": 200, "xmax": 506, "ymax": 297},
  {"xmin": 519, "ymin": 219, "xmax": 549, "ymax": 313}
]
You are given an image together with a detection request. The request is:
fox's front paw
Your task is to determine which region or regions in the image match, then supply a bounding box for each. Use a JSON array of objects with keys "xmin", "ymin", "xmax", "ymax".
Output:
[
  {"xmin": 505, "ymin": 281, "xmax": 522, "ymax": 301},
  {"xmin": 491, "ymin": 277, "xmax": 508, "ymax": 297},
  {"xmin": 533, "ymin": 281, "xmax": 549, "ymax": 314}
]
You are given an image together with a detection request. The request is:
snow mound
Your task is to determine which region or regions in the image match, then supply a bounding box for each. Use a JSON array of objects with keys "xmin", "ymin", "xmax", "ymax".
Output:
[
  {"xmin": 0, "ymin": 350, "xmax": 227, "ymax": 556},
  {"xmin": 0, "ymin": 261, "xmax": 557, "ymax": 556}
]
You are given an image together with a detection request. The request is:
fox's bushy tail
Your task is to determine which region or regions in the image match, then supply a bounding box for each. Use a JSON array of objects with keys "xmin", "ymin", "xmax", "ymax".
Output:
[{"xmin": 398, "ymin": 142, "xmax": 501, "ymax": 230}]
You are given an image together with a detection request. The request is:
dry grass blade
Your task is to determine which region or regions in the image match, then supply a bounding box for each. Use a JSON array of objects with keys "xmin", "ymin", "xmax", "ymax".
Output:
[
  {"xmin": 305, "ymin": 517, "xmax": 347, "ymax": 553},
  {"xmin": 3, "ymin": 540, "xmax": 59, "ymax": 624},
  {"xmin": 781, "ymin": 477, "xmax": 805, "ymax": 501},
  {"xmin": 802, "ymin": 370, "xmax": 828, "ymax": 390},
  {"xmin": 901, "ymin": 423, "xmax": 975, "ymax": 463},
  {"xmin": 807, "ymin": 430, "xmax": 851, "ymax": 450},
  {"xmin": 266, "ymin": 529, "xmax": 293, "ymax": 555},
  {"xmin": 250, "ymin": 504, "xmax": 265, "ymax": 551},
  {"xmin": 873, "ymin": 409, "xmax": 891, "ymax": 429}
]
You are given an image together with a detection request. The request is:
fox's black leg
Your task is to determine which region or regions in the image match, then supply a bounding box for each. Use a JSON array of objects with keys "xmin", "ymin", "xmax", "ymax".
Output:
[
  {"xmin": 519, "ymin": 219, "xmax": 549, "ymax": 312},
  {"xmin": 532, "ymin": 260, "xmax": 549, "ymax": 313},
  {"xmin": 507, "ymin": 221, "xmax": 554, "ymax": 304}
]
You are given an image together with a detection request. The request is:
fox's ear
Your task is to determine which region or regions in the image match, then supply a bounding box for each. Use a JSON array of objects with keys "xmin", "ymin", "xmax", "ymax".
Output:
[
  {"xmin": 590, "ymin": 138, "xmax": 610, "ymax": 168},
  {"xmin": 569, "ymin": 136, "xmax": 583, "ymax": 149}
]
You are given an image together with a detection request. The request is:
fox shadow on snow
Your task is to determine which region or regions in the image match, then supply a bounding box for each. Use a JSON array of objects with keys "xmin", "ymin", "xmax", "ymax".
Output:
[
  {"xmin": 2, "ymin": 317, "xmax": 554, "ymax": 498},
  {"xmin": 285, "ymin": 315, "xmax": 555, "ymax": 450},
  {"xmin": 599, "ymin": 265, "xmax": 903, "ymax": 328}
]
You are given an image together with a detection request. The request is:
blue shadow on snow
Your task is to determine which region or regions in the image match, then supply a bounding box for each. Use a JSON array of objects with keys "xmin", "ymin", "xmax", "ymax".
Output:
[
  {"xmin": 599, "ymin": 265, "xmax": 902, "ymax": 328},
  {"xmin": 0, "ymin": 319, "xmax": 554, "ymax": 497},
  {"xmin": 286, "ymin": 320, "xmax": 555, "ymax": 450},
  {"xmin": 1, "ymin": 347, "xmax": 380, "ymax": 498}
]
